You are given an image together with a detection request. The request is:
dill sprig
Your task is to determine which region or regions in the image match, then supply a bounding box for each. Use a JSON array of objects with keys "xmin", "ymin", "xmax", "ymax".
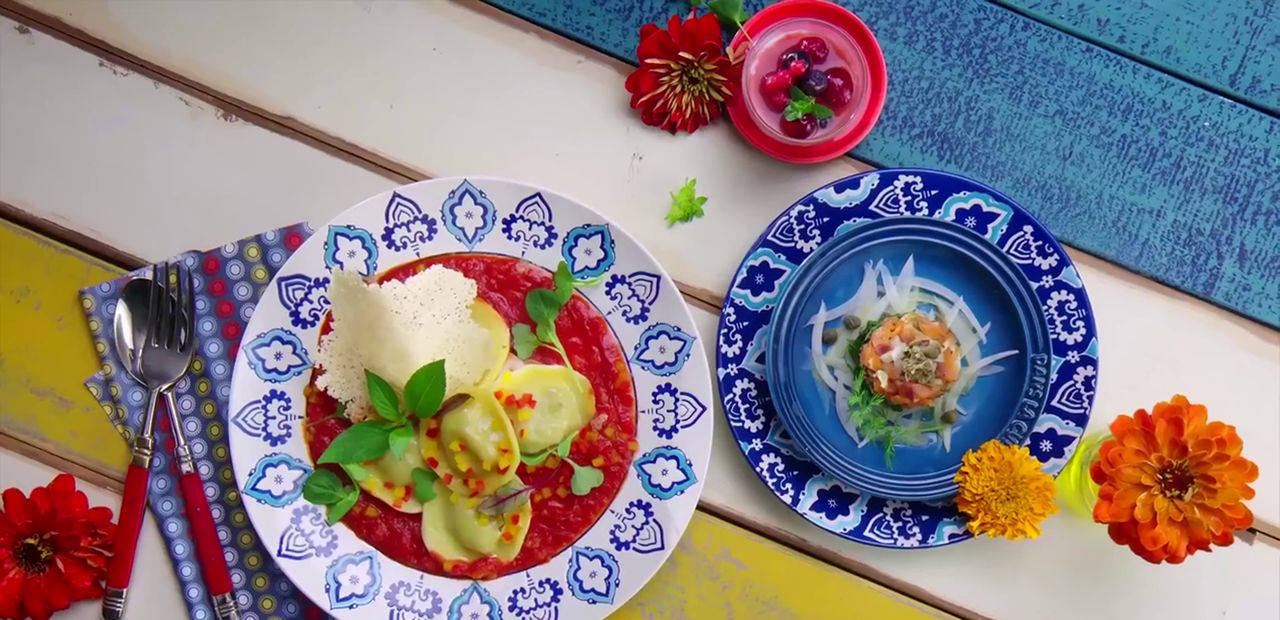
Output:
[{"xmin": 845, "ymin": 318, "xmax": 911, "ymax": 466}]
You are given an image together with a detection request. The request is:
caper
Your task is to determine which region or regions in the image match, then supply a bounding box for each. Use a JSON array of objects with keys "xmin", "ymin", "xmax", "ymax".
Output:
[
  {"xmin": 940, "ymin": 409, "xmax": 958, "ymax": 424},
  {"xmin": 842, "ymin": 315, "xmax": 861, "ymax": 331},
  {"xmin": 921, "ymin": 340, "xmax": 942, "ymax": 359},
  {"xmin": 821, "ymin": 329, "xmax": 839, "ymax": 345}
]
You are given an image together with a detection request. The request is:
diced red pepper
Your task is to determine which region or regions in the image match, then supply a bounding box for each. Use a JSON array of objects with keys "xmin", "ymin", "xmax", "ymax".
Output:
[
  {"xmin": 426, "ymin": 457, "xmax": 439, "ymax": 469},
  {"xmin": 442, "ymin": 473, "xmax": 454, "ymax": 485}
]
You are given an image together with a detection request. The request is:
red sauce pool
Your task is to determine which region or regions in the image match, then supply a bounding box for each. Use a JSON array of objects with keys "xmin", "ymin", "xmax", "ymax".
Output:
[{"xmin": 303, "ymin": 253, "xmax": 638, "ymax": 579}]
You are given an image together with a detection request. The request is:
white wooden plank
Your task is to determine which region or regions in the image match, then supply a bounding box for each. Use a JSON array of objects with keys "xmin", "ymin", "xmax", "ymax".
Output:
[
  {"xmin": 0, "ymin": 449, "xmax": 183, "ymax": 620},
  {"xmin": 2, "ymin": 12, "xmax": 1278, "ymax": 620}
]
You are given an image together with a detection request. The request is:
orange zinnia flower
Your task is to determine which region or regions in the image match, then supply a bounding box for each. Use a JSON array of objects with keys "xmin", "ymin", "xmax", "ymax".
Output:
[{"xmin": 1090, "ymin": 395, "xmax": 1258, "ymax": 564}]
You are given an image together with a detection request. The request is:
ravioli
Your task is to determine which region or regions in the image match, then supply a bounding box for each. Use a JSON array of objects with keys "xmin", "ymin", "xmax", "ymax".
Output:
[
  {"xmin": 420, "ymin": 389, "xmax": 520, "ymax": 502},
  {"xmin": 420, "ymin": 481, "xmax": 532, "ymax": 563},
  {"xmin": 355, "ymin": 434, "xmax": 426, "ymax": 514},
  {"xmin": 470, "ymin": 299, "xmax": 511, "ymax": 388},
  {"xmin": 494, "ymin": 364, "xmax": 596, "ymax": 454}
]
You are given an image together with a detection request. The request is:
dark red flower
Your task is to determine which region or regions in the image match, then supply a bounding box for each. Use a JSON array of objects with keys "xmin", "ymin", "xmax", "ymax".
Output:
[
  {"xmin": 625, "ymin": 12, "xmax": 742, "ymax": 134},
  {"xmin": 0, "ymin": 474, "xmax": 115, "ymax": 620}
]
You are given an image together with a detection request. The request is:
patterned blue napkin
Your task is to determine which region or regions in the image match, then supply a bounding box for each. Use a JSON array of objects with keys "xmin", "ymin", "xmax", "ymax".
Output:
[{"xmin": 80, "ymin": 224, "xmax": 327, "ymax": 620}]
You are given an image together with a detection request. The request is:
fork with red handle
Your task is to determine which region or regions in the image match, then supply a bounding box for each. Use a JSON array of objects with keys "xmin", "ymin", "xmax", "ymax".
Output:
[{"xmin": 103, "ymin": 264, "xmax": 240, "ymax": 620}]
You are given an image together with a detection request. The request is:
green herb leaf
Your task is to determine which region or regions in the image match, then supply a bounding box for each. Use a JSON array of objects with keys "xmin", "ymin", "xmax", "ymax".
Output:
[
  {"xmin": 342, "ymin": 462, "xmax": 370, "ymax": 482},
  {"xmin": 404, "ymin": 359, "xmax": 446, "ymax": 418},
  {"xmin": 568, "ymin": 462, "xmax": 605, "ymax": 496},
  {"xmin": 411, "ymin": 467, "xmax": 438, "ymax": 502},
  {"xmin": 511, "ymin": 323, "xmax": 541, "ymax": 359},
  {"xmin": 317, "ymin": 421, "xmax": 393, "ymax": 465},
  {"xmin": 526, "ymin": 288, "xmax": 562, "ymax": 325},
  {"xmin": 789, "ymin": 86, "xmax": 805, "ymax": 100},
  {"xmin": 520, "ymin": 448, "xmax": 553, "ymax": 467},
  {"xmin": 326, "ymin": 488, "xmax": 358, "ymax": 525},
  {"xmin": 477, "ymin": 479, "xmax": 534, "ymax": 516},
  {"xmin": 665, "ymin": 178, "xmax": 707, "ymax": 227},
  {"xmin": 554, "ymin": 434, "xmax": 574, "ymax": 458},
  {"xmin": 784, "ymin": 88, "xmax": 833, "ymax": 124},
  {"xmin": 365, "ymin": 370, "xmax": 401, "ymax": 422},
  {"xmin": 704, "ymin": 0, "xmax": 750, "ymax": 28},
  {"xmin": 534, "ymin": 320, "xmax": 558, "ymax": 345},
  {"xmin": 388, "ymin": 425, "xmax": 415, "ymax": 459},
  {"xmin": 334, "ymin": 401, "xmax": 346, "ymax": 417},
  {"xmin": 302, "ymin": 469, "xmax": 348, "ymax": 504},
  {"xmin": 553, "ymin": 261, "xmax": 576, "ymax": 305},
  {"xmin": 813, "ymin": 103, "xmax": 835, "ymax": 119}
]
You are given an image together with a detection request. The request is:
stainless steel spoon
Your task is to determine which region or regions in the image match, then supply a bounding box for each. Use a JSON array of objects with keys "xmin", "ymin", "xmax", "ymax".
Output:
[{"xmin": 112, "ymin": 277, "xmax": 196, "ymax": 473}]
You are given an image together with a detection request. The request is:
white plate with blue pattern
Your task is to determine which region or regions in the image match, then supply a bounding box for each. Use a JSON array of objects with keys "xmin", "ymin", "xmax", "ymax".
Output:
[{"xmin": 228, "ymin": 177, "xmax": 713, "ymax": 618}]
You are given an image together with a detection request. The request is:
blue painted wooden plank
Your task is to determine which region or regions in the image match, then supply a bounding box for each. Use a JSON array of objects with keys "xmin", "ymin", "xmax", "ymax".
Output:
[
  {"xmin": 481, "ymin": 0, "xmax": 1280, "ymax": 327},
  {"xmin": 991, "ymin": 0, "xmax": 1279, "ymax": 113}
]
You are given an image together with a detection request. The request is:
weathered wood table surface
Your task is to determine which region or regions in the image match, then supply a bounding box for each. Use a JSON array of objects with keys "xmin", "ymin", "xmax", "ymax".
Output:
[{"xmin": 1, "ymin": 1, "xmax": 1276, "ymax": 619}]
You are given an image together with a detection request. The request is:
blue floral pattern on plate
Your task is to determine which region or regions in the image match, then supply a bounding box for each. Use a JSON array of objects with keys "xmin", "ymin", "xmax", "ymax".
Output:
[
  {"xmin": 566, "ymin": 548, "xmax": 619, "ymax": 605},
  {"xmin": 716, "ymin": 169, "xmax": 1098, "ymax": 548},
  {"xmin": 228, "ymin": 178, "xmax": 713, "ymax": 619},
  {"xmin": 243, "ymin": 453, "xmax": 310, "ymax": 507},
  {"xmin": 325, "ymin": 551, "xmax": 382, "ymax": 610},
  {"xmin": 230, "ymin": 388, "xmax": 298, "ymax": 447},
  {"xmin": 243, "ymin": 328, "xmax": 312, "ymax": 383},
  {"xmin": 447, "ymin": 583, "xmax": 500, "ymax": 620},
  {"xmin": 325, "ymin": 225, "xmax": 380, "ymax": 276},
  {"xmin": 440, "ymin": 180, "xmax": 497, "ymax": 250}
]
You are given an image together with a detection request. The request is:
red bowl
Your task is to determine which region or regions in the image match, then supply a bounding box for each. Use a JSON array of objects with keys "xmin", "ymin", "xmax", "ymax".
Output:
[{"xmin": 727, "ymin": 0, "xmax": 887, "ymax": 164}]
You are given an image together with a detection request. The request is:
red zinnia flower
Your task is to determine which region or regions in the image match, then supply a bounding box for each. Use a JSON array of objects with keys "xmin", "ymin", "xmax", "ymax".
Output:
[
  {"xmin": 0, "ymin": 474, "xmax": 115, "ymax": 620},
  {"xmin": 625, "ymin": 12, "xmax": 743, "ymax": 134}
]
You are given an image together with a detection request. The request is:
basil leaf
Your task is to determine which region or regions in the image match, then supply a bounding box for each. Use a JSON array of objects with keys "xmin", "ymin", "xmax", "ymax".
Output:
[
  {"xmin": 477, "ymin": 479, "xmax": 533, "ymax": 516},
  {"xmin": 411, "ymin": 467, "xmax": 438, "ymax": 502},
  {"xmin": 302, "ymin": 469, "xmax": 347, "ymax": 504},
  {"xmin": 569, "ymin": 462, "xmax": 605, "ymax": 496},
  {"xmin": 388, "ymin": 425, "xmax": 415, "ymax": 459},
  {"xmin": 526, "ymin": 288, "xmax": 562, "ymax": 325},
  {"xmin": 404, "ymin": 359, "xmax": 446, "ymax": 418},
  {"xmin": 342, "ymin": 463, "xmax": 370, "ymax": 483},
  {"xmin": 325, "ymin": 487, "xmax": 358, "ymax": 525},
  {"xmin": 317, "ymin": 421, "xmax": 393, "ymax": 464},
  {"xmin": 554, "ymin": 434, "xmax": 574, "ymax": 458},
  {"xmin": 511, "ymin": 323, "xmax": 541, "ymax": 359},
  {"xmin": 553, "ymin": 261, "xmax": 575, "ymax": 305},
  {"xmin": 365, "ymin": 370, "xmax": 401, "ymax": 422}
]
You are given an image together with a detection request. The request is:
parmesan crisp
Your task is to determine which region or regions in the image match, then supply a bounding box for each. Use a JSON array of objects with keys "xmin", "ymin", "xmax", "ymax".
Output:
[{"xmin": 314, "ymin": 267, "xmax": 493, "ymax": 418}]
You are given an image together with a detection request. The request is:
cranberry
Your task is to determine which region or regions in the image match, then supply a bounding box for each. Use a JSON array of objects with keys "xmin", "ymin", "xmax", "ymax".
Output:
[
  {"xmin": 760, "ymin": 70, "xmax": 793, "ymax": 95},
  {"xmin": 819, "ymin": 66, "xmax": 854, "ymax": 111},
  {"xmin": 763, "ymin": 89, "xmax": 791, "ymax": 112},
  {"xmin": 777, "ymin": 48, "xmax": 811, "ymax": 74},
  {"xmin": 780, "ymin": 114, "xmax": 817, "ymax": 139},
  {"xmin": 787, "ymin": 60, "xmax": 808, "ymax": 77},
  {"xmin": 799, "ymin": 37, "xmax": 829, "ymax": 63},
  {"xmin": 797, "ymin": 70, "xmax": 829, "ymax": 96}
]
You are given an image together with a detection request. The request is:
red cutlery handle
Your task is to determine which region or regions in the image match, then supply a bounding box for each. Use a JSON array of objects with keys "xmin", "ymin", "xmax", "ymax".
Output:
[
  {"xmin": 105, "ymin": 463, "xmax": 150, "ymax": 590},
  {"xmin": 178, "ymin": 471, "xmax": 234, "ymax": 595}
]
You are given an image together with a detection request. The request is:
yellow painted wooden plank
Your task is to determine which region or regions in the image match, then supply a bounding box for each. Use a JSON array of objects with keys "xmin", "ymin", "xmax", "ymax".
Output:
[
  {"xmin": 0, "ymin": 218, "xmax": 128, "ymax": 475},
  {"xmin": 0, "ymin": 218, "xmax": 951, "ymax": 619},
  {"xmin": 621, "ymin": 511, "xmax": 954, "ymax": 620}
]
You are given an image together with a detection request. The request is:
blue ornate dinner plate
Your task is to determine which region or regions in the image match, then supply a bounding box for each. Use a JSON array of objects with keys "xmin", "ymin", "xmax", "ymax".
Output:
[
  {"xmin": 228, "ymin": 178, "xmax": 714, "ymax": 618},
  {"xmin": 716, "ymin": 169, "xmax": 1098, "ymax": 547},
  {"xmin": 766, "ymin": 217, "xmax": 1053, "ymax": 501}
]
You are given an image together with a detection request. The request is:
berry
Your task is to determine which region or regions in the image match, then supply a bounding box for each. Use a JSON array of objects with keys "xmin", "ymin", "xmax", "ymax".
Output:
[
  {"xmin": 819, "ymin": 66, "xmax": 854, "ymax": 110},
  {"xmin": 780, "ymin": 114, "xmax": 817, "ymax": 139},
  {"xmin": 799, "ymin": 37, "xmax": 829, "ymax": 63},
  {"xmin": 787, "ymin": 60, "xmax": 808, "ymax": 76},
  {"xmin": 763, "ymin": 89, "xmax": 791, "ymax": 112},
  {"xmin": 777, "ymin": 48, "xmax": 811, "ymax": 74},
  {"xmin": 797, "ymin": 70, "xmax": 829, "ymax": 96},
  {"xmin": 760, "ymin": 70, "xmax": 793, "ymax": 95},
  {"xmin": 817, "ymin": 117, "xmax": 831, "ymax": 129}
]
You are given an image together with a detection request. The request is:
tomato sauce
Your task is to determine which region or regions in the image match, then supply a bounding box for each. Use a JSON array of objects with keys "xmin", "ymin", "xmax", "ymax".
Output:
[{"xmin": 303, "ymin": 253, "xmax": 638, "ymax": 579}]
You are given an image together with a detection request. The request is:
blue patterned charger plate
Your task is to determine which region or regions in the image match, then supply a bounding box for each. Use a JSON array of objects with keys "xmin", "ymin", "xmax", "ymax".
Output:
[
  {"xmin": 766, "ymin": 217, "xmax": 1053, "ymax": 501},
  {"xmin": 228, "ymin": 178, "xmax": 714, "ymax": 618},
  {"xmin": 717, "ymin": 169, "xmax": 1099, "ymax": 547}
]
